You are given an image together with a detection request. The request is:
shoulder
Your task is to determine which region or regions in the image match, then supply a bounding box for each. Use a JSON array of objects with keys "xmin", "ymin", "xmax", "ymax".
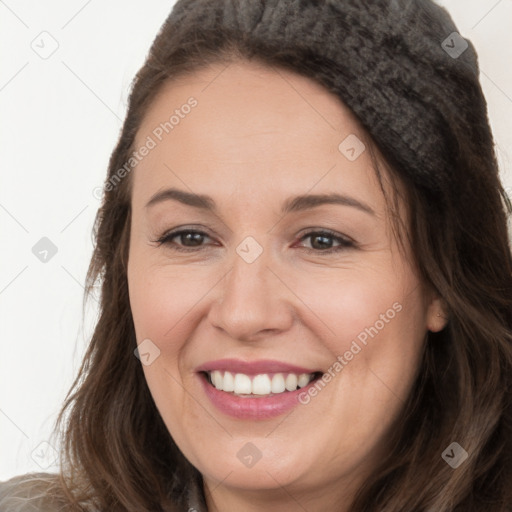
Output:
[{"xmin": 0, "ymin": 473, "xmax": 64, "ymax": 512}]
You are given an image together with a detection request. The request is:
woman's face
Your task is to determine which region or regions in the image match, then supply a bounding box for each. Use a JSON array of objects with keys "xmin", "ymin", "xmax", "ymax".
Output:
[{"xmin": 127, "ymin": 61, "xmax": 446, "ymax": 509}]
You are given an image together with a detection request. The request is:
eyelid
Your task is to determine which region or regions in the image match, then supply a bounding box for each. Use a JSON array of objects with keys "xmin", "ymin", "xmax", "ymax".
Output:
[
  {"xmin": 297, "ymin": 227, "xmax": 355, "ymax": 245},
  {"xmin": 294, "ymin": 228, "xmax": 356, "ymax": 254},
  {"xmin": 153, "ymin": 226, "xmax": 356, "ymax": 254},
  {"xmin": 153, "ymin": 225, "xmax": 213, "ymax": 247}
]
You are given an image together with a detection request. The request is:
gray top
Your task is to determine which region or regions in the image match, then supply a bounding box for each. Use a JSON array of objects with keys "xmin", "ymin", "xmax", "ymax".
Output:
[
  {"xmin": 0, "ymin": 473, "xmax": 65, "ymax": 512},
  {"xmin": 0, "ymin": 472, "xmax": 208, "ymax": 511}
]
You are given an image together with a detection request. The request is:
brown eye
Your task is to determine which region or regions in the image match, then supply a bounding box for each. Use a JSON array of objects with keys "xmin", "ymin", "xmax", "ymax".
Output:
[
  {"xmin": 156, "ymin": 229, "xmax": 214, "ymax": 252},
  {"xmin": 298, "ymin": 230, "xmax": 355, "ymax": 254},
  {"xmin": 174, "ymin": 231, "xmax": 207, "ymax": 247},
  {"xmin": 155, "ymin": 228, "xmax": 355, "ymax": 255}
]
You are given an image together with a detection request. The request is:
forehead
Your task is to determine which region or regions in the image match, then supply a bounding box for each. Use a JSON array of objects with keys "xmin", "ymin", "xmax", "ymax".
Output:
[{"xmin": 131, "ymin": 60, "xmax": 387, "ymax": 213}]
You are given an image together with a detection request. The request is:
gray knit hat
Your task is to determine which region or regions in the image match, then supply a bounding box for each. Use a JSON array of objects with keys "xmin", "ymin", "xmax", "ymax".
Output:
[{"xmin": 161, "ymin": 0, "xmax": 489, "ymax": 195}]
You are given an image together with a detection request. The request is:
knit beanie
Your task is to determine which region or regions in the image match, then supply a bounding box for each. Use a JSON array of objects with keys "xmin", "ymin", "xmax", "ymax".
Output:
[{"xmin": 158, "ymin": 0, "xmax": 492, "ymax": 195}]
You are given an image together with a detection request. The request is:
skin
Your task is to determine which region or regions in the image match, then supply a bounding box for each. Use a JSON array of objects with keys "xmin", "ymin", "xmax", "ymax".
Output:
[{"xmin": 127, "ymin": 60, "xmax": 447, "ymax": 512}]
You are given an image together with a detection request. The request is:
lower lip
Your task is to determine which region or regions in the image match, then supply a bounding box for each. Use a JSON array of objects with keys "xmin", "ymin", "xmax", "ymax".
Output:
[{"xmin": 199, "ymin": 373, "xmax": 318, "ymax": 420}]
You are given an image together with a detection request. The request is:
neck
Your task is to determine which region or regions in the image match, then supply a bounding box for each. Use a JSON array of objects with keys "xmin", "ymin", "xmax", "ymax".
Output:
[{"xmin": 202, "ymin": 472, "xmax": 362, "ymax": 512}]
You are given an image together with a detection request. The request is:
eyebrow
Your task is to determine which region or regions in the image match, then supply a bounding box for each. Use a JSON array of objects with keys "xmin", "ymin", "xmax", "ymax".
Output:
[{"xmin": 145, "ymin": 187, "xmax": 375, "ymax": 216}]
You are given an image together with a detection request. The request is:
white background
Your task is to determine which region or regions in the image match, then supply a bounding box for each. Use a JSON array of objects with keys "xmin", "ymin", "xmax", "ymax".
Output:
[{"xmin": 1, "ymin": 0, "xmax": 511, "ymax": 481}]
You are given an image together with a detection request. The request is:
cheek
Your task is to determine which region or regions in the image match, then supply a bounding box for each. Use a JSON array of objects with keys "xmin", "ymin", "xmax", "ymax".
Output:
[
  {"xmin": 128, "ymin": 260, "xmax": 210, "ymax": 345},
  {"xmin": 128, "ymin": 261, "xmax": 213, "ymax": 446},
  {"xmin": 291, "ymin": 263, "xmax": 427, "ymax": 404},
  {"xmin": 292, "ymin": 274, "xmax": 426, "ymax": 461},
  {"xmin": 288, "ymin": 263, "xmax": 420, "ymax": 350}
]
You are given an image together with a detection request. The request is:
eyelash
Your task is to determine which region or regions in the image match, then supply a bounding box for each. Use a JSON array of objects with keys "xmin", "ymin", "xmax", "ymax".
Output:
[{"xmin": 153, "ymin": 227, "xmax": 355, "ymax": 255}]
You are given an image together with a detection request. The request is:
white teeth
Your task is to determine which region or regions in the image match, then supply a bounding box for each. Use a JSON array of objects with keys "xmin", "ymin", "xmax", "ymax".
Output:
[
  {"xmin": 223, "ymin": 371, "xmax": 234, "ymax": 392},
  {"xmin": 208, "ymin": 371, "xmax": 316, "ymax": 396},
  {"xmin": 271, "ymin": 373, "xmax": 286, "ymax": 393},
  {"xmin": 285, "ymin": 374, "xmax": 298, "ymax": 391},
  {"xmin": 211, "ymin": 370, "xmax": 223, "ymax": 390},
  {"xmin": 234, "ymin": 373, "xmax": 252, "ymax": 394},
  {"xmin": 252, "ymin": 374, "xmax": 272, "ymax": 395},
  {"xmin": 297, "ymin": 373, "xmax": 310, "ymax": 388}
]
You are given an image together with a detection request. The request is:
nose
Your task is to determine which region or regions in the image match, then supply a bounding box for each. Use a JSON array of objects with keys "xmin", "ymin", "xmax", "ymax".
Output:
[{"xmin": 207, "ymin": 245, "xmax": 295, "ymax": 342}]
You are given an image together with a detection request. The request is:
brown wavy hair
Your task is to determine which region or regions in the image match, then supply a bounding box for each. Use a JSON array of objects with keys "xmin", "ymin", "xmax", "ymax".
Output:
[{"xmin": 15, "ymin": 1, "xmax": 512, "ymax": 511}]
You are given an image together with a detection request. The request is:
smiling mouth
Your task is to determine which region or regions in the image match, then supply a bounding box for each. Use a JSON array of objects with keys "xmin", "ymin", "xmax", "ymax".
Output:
[{"xmin": 202, "ymin": 370, "xmax": 323, "ymax": 397}]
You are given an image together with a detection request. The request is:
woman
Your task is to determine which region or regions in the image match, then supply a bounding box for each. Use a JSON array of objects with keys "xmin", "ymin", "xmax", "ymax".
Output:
[{"xmin": 2, "ymin": 0, "xmax": 511, "ymax": 510}]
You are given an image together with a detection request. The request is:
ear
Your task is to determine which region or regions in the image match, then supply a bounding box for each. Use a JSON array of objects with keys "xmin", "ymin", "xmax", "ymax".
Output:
[{"xmin": 426, "ymin": 291, "xmax": 449, "ymax": 332}]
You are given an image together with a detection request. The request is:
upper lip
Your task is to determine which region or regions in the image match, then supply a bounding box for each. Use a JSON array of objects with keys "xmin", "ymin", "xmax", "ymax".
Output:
[{"xmin": 196, "ymin": 358, "xmax": 319, "ymax": 375}]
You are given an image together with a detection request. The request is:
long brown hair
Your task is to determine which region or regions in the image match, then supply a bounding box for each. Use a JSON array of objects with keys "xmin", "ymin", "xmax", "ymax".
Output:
[{"xmin": 19, "ymin": 1, "xmax": 512, "ymax": 510}]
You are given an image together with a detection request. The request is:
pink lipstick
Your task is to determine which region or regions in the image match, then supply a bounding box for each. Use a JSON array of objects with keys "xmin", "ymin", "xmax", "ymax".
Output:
[{"xmin": 196, "ymin": 359, "xmax": 322, "ymax": 419}]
